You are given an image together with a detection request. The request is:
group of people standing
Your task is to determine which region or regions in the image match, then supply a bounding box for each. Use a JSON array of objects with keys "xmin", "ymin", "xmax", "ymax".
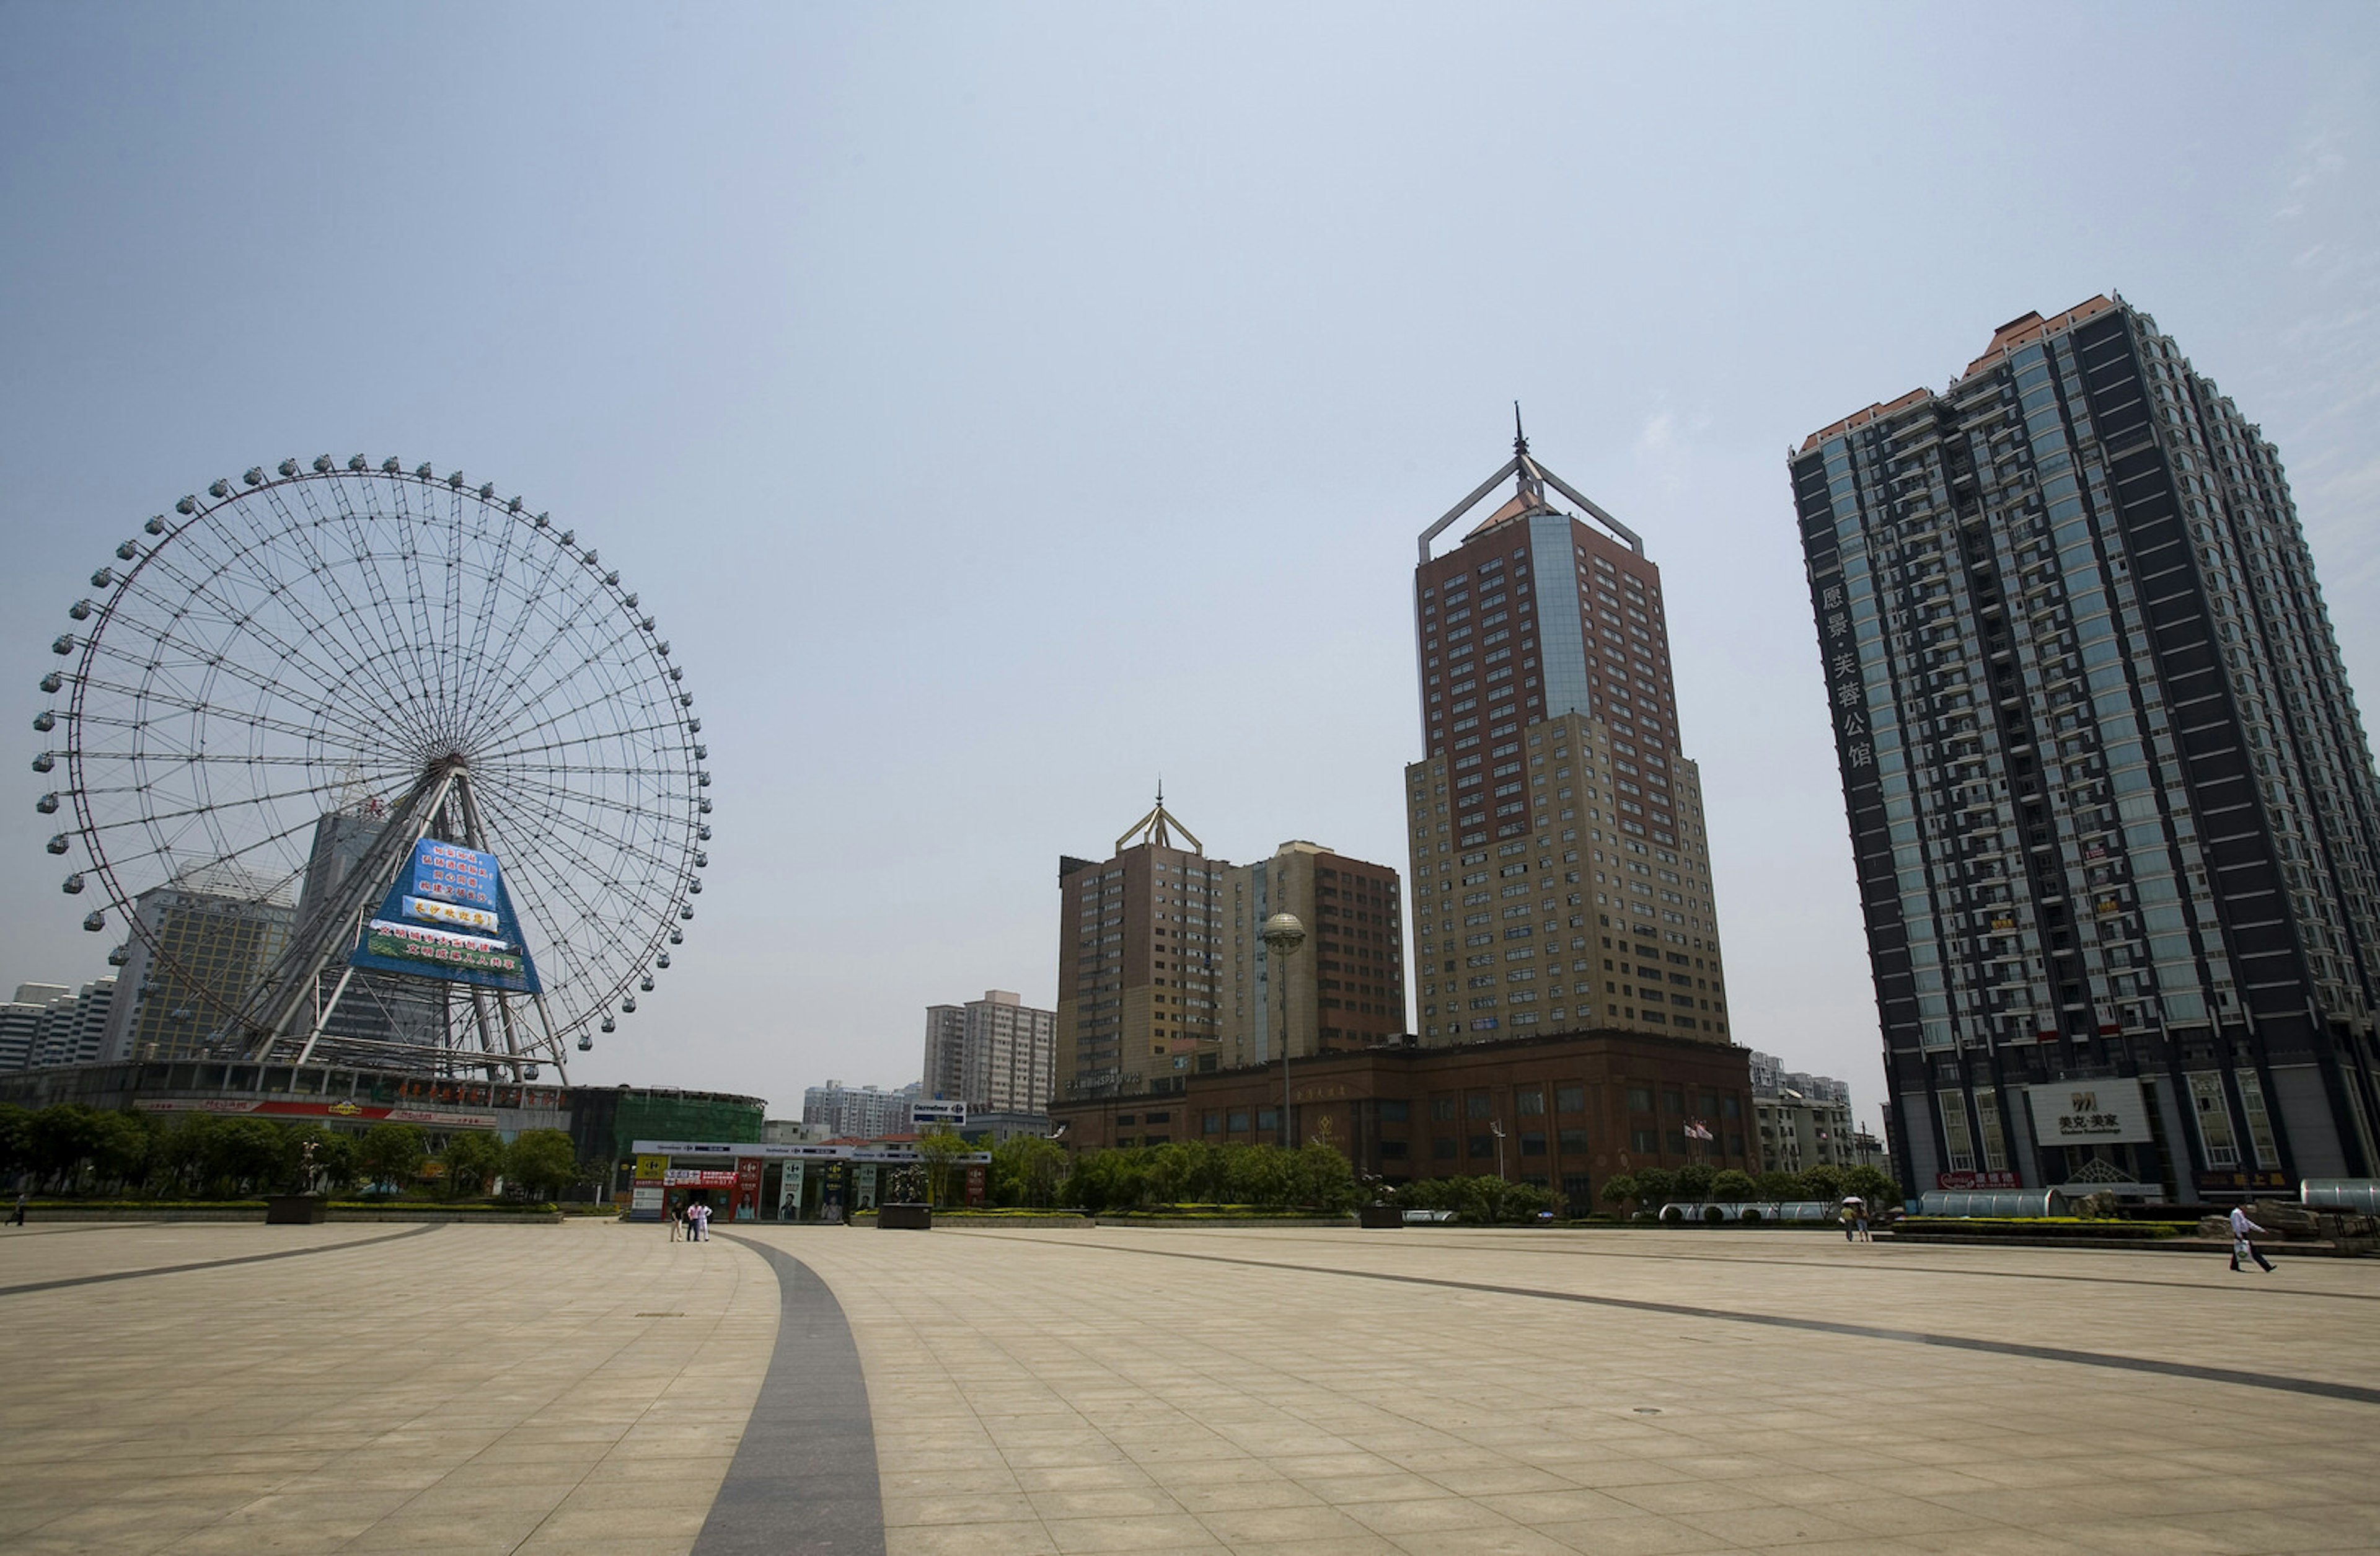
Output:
[{"xmin": 671, "ymin": 1200, "xmax": 712, "ymax": 1242}]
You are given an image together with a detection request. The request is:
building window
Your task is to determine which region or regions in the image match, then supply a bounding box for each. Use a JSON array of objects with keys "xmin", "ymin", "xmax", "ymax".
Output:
[
  {"xmin": 1515, "ymin": 1085, "xmax": 1545, "ymax": 1116},
  {"xmin": 1433, "ymin": 1138, "xmax": 1457, "ymax": 1159},
  {"xmin": 1228, "ymin": 1111, "xmax": 1250, "ymax": 1133},
  {"xmin": 1466, "ymin": 1091, "xmax": 1492, "ymax": 1120},
  {"xmin": 1972, "ymin": 1089, "xmax": 2008, "ymax": 1174},
  {"xmin": 1430, "ymin": 1095, "xmax": 1457, "ymax": 1121},
  {"xmin": 1662, "ymin": 1089, "xmax": 1683, "ymax": 1115},
  {"xmin": 2188, "ymin": 1072, "xmax": 2239, "ymax": 1169},
  {"xmin": 1202, "ymin": 1112, "xmax": 1221, "ymax": 1135},
  {"xmin": 1556, "ymin": 1085, "xmax": 1585, "ymax": 1114},
  {"xmin": 1558, "ymin": 1129, "xmax": 1588, "ymax": 1154},
  {"xmin": 1630, "ymin": 1128, "xmax": 1658, "ymax": 1153},
  {"xmin": 1626, "ymin": 1085, "xmax": 1652, "ymax": 1113},
  {"xmin": 1468, "ymin": 1134, "xmax": 1494, "ymax": 1158},
  {"xmin": 1257, "ymin": 1108, "xmax": 1278, "ymax": 1131},
  {"xmin": 2236, "ymin": 1069, "xmax": 2279, "ymax": 1167},
  {"xmin": 1520, "ymin": 1133, "xmax": 1548, "ymax": 1157},
  {"xmin": 1381, "ymin": 1141, "xmax": 1408, "ymax": 1159},
  {"xmin": 1938, "ymin": 1092, "xmax": 1976, "ymax": 1174},
  {"xmin": 1380, "ymin": 1100, "xmax": 1410, "ymax": 1122}
]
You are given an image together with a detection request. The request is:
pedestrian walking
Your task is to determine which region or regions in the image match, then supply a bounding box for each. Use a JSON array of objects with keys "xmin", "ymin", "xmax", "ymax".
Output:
[
  {"xmin": 690, "ymin": 1201, "xmax": 710, "ymax": 1242},
  {"xmin": 8, "ymin": 1191, "xmax": 25, "ymax": 1227},
  {"xmin": 2229, "ymin": 1205, "xmax": 2276, "ymax": 1273},
  {"xmin": 669, "ymin": 1202, "xmax": 682, "ymax": 1241},
  {"xmin": 1840, "ymin": 1199, "xmax": 1858, "ymax": 1242}
]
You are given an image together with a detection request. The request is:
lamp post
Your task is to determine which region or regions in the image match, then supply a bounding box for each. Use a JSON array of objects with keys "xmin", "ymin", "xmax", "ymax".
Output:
[{"xmin": 1261, "ymin": 912, "xmax": 1307, "ymax": 1151}]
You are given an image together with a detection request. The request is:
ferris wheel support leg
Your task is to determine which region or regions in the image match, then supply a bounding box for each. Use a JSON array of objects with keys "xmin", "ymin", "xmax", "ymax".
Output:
[
  {"xmin": 290, "ymin": 961, "xmax": 361, "ymax": 1069},
  {"xmin": 240, "ymin": 767, "xmax": 458, "ymax": 1061},
  {"xmin": 531, "ymin": 991, "xmax": 570, "ymax": 1085}
]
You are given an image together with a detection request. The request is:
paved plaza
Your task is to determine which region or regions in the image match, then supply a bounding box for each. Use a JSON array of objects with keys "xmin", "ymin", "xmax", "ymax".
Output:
[{"xmin": 2, "ymin": 1219, "xmax": 2376, "ymax": 1556}]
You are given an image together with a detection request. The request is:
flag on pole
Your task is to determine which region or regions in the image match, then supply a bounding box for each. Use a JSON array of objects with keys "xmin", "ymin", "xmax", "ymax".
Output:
[{"xmin": 1685, "ymin": 1120, "xmax": 1713, "ymax": 1141}]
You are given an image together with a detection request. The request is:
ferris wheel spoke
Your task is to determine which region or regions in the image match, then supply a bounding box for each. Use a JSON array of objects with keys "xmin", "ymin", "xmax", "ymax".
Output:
[
  {"xmin": 475, "ymin": 777, "xmax": 687, "ymax": 885},
  {"xmin": 463, "ymin": 665, "xmax": 681, "ymax": 762},
  {"xmin": 469, "ymin": 789, "xmax": 659, "ymax": 1022},
  {"xmin": 470, "ymin": 718, "xmax": 696, "ymax": 766},
  {"xmin": 291, "ymin": 478, "xmax": 452, "ymax": 741},
  {"xmin": 104, "ymin": 557, "xmax": 420, "ymax": 756},
  {"xmin": 118, "ymin": 529, "xmax": 418, "ymax": 738},
  {"xmin": 476, "ymin": 771, "xmax": 694, "ymax": 838},
  {"xmin": 218, "ymin": 493, "xmax": 441, "ymax": 738},
  {"xmin": 455, "ymin": 595, "xmax": 660, "ymax": 753}
]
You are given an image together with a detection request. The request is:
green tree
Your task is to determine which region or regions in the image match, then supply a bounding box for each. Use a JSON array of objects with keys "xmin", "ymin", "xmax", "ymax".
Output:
[
  {"xmin": 89, "ymin": 1111, "xmax": 153, "ymax": 1193},
  {"xmin": 356, "ymin": 1122, "xmax": 428, "ymax": 1195},
  {"xmin": 1630, "ymin": 1165, "xmax": 1678, "ymax": 1208},
  {"xmin": 915, "ymin": 1129, "xmax": 971, "ymax": 1207},
  {"xmin": 29, "ymin": 1105, "xmax": 104, "ymax": 1190},
  {"xmin": 1842, "ymin": 1164, "xmax": 1899, "ymax": 1209},
  {"xmin": 1798, "ymin": 1164, "xmax": 1848, "ymax": 1200},
  {"xmin": 208, "ymin": 1118, "xmax": 288, "ymax": 1195},
  {"xmin": 1292, "ymin": 1141, "xmax": 1359, "ymax": 1213},
  {"xmin": 440, "ymin": 1132, "xmax": 507, "ymax": 1198},
  {"xmin": 1598, "ymin": 1173, "xmax": 1640, "ymax": 1215},
  {"xmin": 1673, "ymin": 1161, "xmax": 1717, "ymax": 1200},
  {"xmin": 503, "ymin": 1129, "xmax": 578, "ymax": 1200},
  {"xmin": 1753, "ymin": 1169, "xmax": 1803, "ymax": 1200},
  {"xmin": 991, "ymin": 1134, "xmax": 1069, "ymax": 1208},
  {"xmin": 0, "ymin": 1103, "xmax": 34, "ymax": 1181},
  {"xmin": 1709, "ymin": 1169, "xmax": 1756, "ymax": 1202}
]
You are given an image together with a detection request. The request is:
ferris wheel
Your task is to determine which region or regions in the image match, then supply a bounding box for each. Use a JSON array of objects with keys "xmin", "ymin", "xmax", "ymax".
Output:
[{"xmin": 30, "ymin": 454, "xmax": 710, "ymax": 1079}]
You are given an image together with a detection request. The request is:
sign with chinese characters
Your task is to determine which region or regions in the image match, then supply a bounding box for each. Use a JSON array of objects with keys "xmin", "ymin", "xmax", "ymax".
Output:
[
  {"xmin": 348, "ymin": 838, "xmax": 542, "ymax": 994},
  {"xmin": 2025, "ymin": 1077, "xmax": 2153, "ymax": 1144},
  {"xmin": 1935, "ymin": 1170, "xmax": 2019, "ymax": 1190},
  {"xmin": 2195, "ymin": 1169, "xmax": 2290, "ymax": 1194}
]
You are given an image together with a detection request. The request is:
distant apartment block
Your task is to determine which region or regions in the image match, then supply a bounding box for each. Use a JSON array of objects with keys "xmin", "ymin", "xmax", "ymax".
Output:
[
  {"xmin": 923, "ymin": 989, "xmax": 1056, "ymax": 1113},
  {"xmin": 801, "ymin": 1079, "xmax": 920, "ymax": 1139},
  {"xmin": 1747, "ymin": 1050, "xmax": 1856, "ymax": 1178}
]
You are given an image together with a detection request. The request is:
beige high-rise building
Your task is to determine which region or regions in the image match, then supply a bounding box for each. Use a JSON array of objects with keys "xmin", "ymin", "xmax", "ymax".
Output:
[
  {"xmin": 1056, "ymin": 797, "xmax": 1406, "ymax": 1102},
  {"xmin": 1214, "ymin": 841, "xmax": 1404, "ymax": 1069},
  {"xmin": 922, "ymin": 989, "xmax": 1056, "ymax": 1114},
  {"xmin": 1056, "ymin": 794, "xmax": 1226, "ymax": 1102},
  {"xmin": 1406, "ymin": 427, "xmax": 1732, "ymax": 1046}
]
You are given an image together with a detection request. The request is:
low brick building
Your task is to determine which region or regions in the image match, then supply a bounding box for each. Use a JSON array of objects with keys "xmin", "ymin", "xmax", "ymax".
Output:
[{"xmin": 1049, "ymin": 1026, "xmax": 1753, "ymax": 1213}]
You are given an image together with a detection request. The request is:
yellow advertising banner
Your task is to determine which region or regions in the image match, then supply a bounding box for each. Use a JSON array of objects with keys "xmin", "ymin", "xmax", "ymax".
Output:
[{"xmin": 633, "ymin": 1154, "xmax": 669, "ymax": 1185}]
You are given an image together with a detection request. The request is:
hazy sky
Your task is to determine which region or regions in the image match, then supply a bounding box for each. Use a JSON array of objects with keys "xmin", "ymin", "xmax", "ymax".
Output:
[{"xmin": 5, "ymin": 4, "xmax": 2376, "ymax": 1131}]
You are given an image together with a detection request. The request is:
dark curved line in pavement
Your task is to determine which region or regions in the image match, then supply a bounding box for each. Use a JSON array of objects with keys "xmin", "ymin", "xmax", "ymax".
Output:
[
  {"xmin": 979, "ymin": 1233, "xmax": 2380, "ymax": 1408},
  {"xmin": 697, "ymin": 1236, "xmax": 884, "ymax": 1556},
  {"xmin": 0, "ymin": 1222, "xmax": 440, "ymax": 1297},
  {"xmin": 1259, "ymin": 1230, "xmax": 2380, "ymax": 1303}
]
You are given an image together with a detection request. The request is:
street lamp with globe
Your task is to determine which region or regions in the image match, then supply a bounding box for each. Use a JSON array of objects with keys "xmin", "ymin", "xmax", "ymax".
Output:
[{"xmin": 1261, "ymin": 912, "xmax": 1307, "ymax": 1150}]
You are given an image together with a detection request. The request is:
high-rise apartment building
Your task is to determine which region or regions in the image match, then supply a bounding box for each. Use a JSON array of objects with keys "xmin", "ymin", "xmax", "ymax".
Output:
[
  {"xmin": 27, "ymin": 978, "xmax": 118, "ymax": 1068},
  {"xmin": 800, "ymin": 1079, "xmax": 920, "ymax": 1139},
  {"xmin": 1056, "ymin": 797, "xmax": 1405, "ymax": 1100},
  {"xmin": 98, "ymin": 874, "xmax": 295, "ymax": 1063},
  {"xmin": 1, "ymin": 984, "xmax": 69, "ymax": 1071},
  {"xmin": 922, "ymin": 989, "xmax": 1056, "ymax": 1113},
  {"xmin": 1406, "ymin": 432, "xmax": 1732, "ymax": 1045},
  {"xmin": 1792, "ymin": 295, "xmax": 2380, "ymax": 1196}
]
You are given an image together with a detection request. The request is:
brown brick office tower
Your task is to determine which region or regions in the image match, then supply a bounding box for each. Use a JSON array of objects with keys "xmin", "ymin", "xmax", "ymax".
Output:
[{"xmin": 1405, "ymin": 426, "xmax": 1734, "ymax": 1046}]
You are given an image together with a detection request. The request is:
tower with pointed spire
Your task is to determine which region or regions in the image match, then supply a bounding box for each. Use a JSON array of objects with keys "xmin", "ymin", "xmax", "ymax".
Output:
[{"xmin": 1402, "ymin": 428, "xmax": 1733, "ymax": 1046}]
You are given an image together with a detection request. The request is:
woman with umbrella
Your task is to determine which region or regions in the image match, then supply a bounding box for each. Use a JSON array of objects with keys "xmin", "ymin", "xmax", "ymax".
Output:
[{"xmin": 1840, "ymin": 1196, "xmax": 1871, "ymax": 1242}]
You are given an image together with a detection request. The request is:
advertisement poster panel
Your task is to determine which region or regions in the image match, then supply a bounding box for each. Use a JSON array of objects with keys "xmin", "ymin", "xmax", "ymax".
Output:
[
  {"xmin": 855, "ymin": 1164, "xmax": 878, "ymax": 1211},
  {"xmin": 347, "ymin": 839, "xmax": 542, "ymax": 994},
  {"xmin": 631, "ymin": 1154, "xmax": 669, "ymax": 1221},
  {"xmin": 2025, "ymin": 1077, "xmax": 2153, "ymax": 1145},
  {"xmin": 734, "ymin": 1158, "xmax": 763, "ymax": 1222},
  {"xmin": 778, "ymin": 1161, "xmax": 805, "ymax": 1222},
  {"xmin": 965, "ymin": 1164, "xmax": 987, "ymax": 1208}
]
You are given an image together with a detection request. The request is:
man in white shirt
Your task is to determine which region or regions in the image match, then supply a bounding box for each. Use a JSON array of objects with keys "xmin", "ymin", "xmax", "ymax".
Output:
[{"xmin": 2228, "ymin": 1205, "xmax": 2275, "ymax": 1273}]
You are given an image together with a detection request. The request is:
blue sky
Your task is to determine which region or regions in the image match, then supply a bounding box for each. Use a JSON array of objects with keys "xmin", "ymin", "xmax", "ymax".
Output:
[{"xmin": 4, "ymin": 3, "xmax": 2375, "ymax": 1129}]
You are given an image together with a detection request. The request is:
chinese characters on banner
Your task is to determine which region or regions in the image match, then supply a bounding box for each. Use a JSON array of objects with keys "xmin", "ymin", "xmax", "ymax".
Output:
[{"xmin": 1815, "ymin": 580, "xmax": 1874, "ymax": 772}]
